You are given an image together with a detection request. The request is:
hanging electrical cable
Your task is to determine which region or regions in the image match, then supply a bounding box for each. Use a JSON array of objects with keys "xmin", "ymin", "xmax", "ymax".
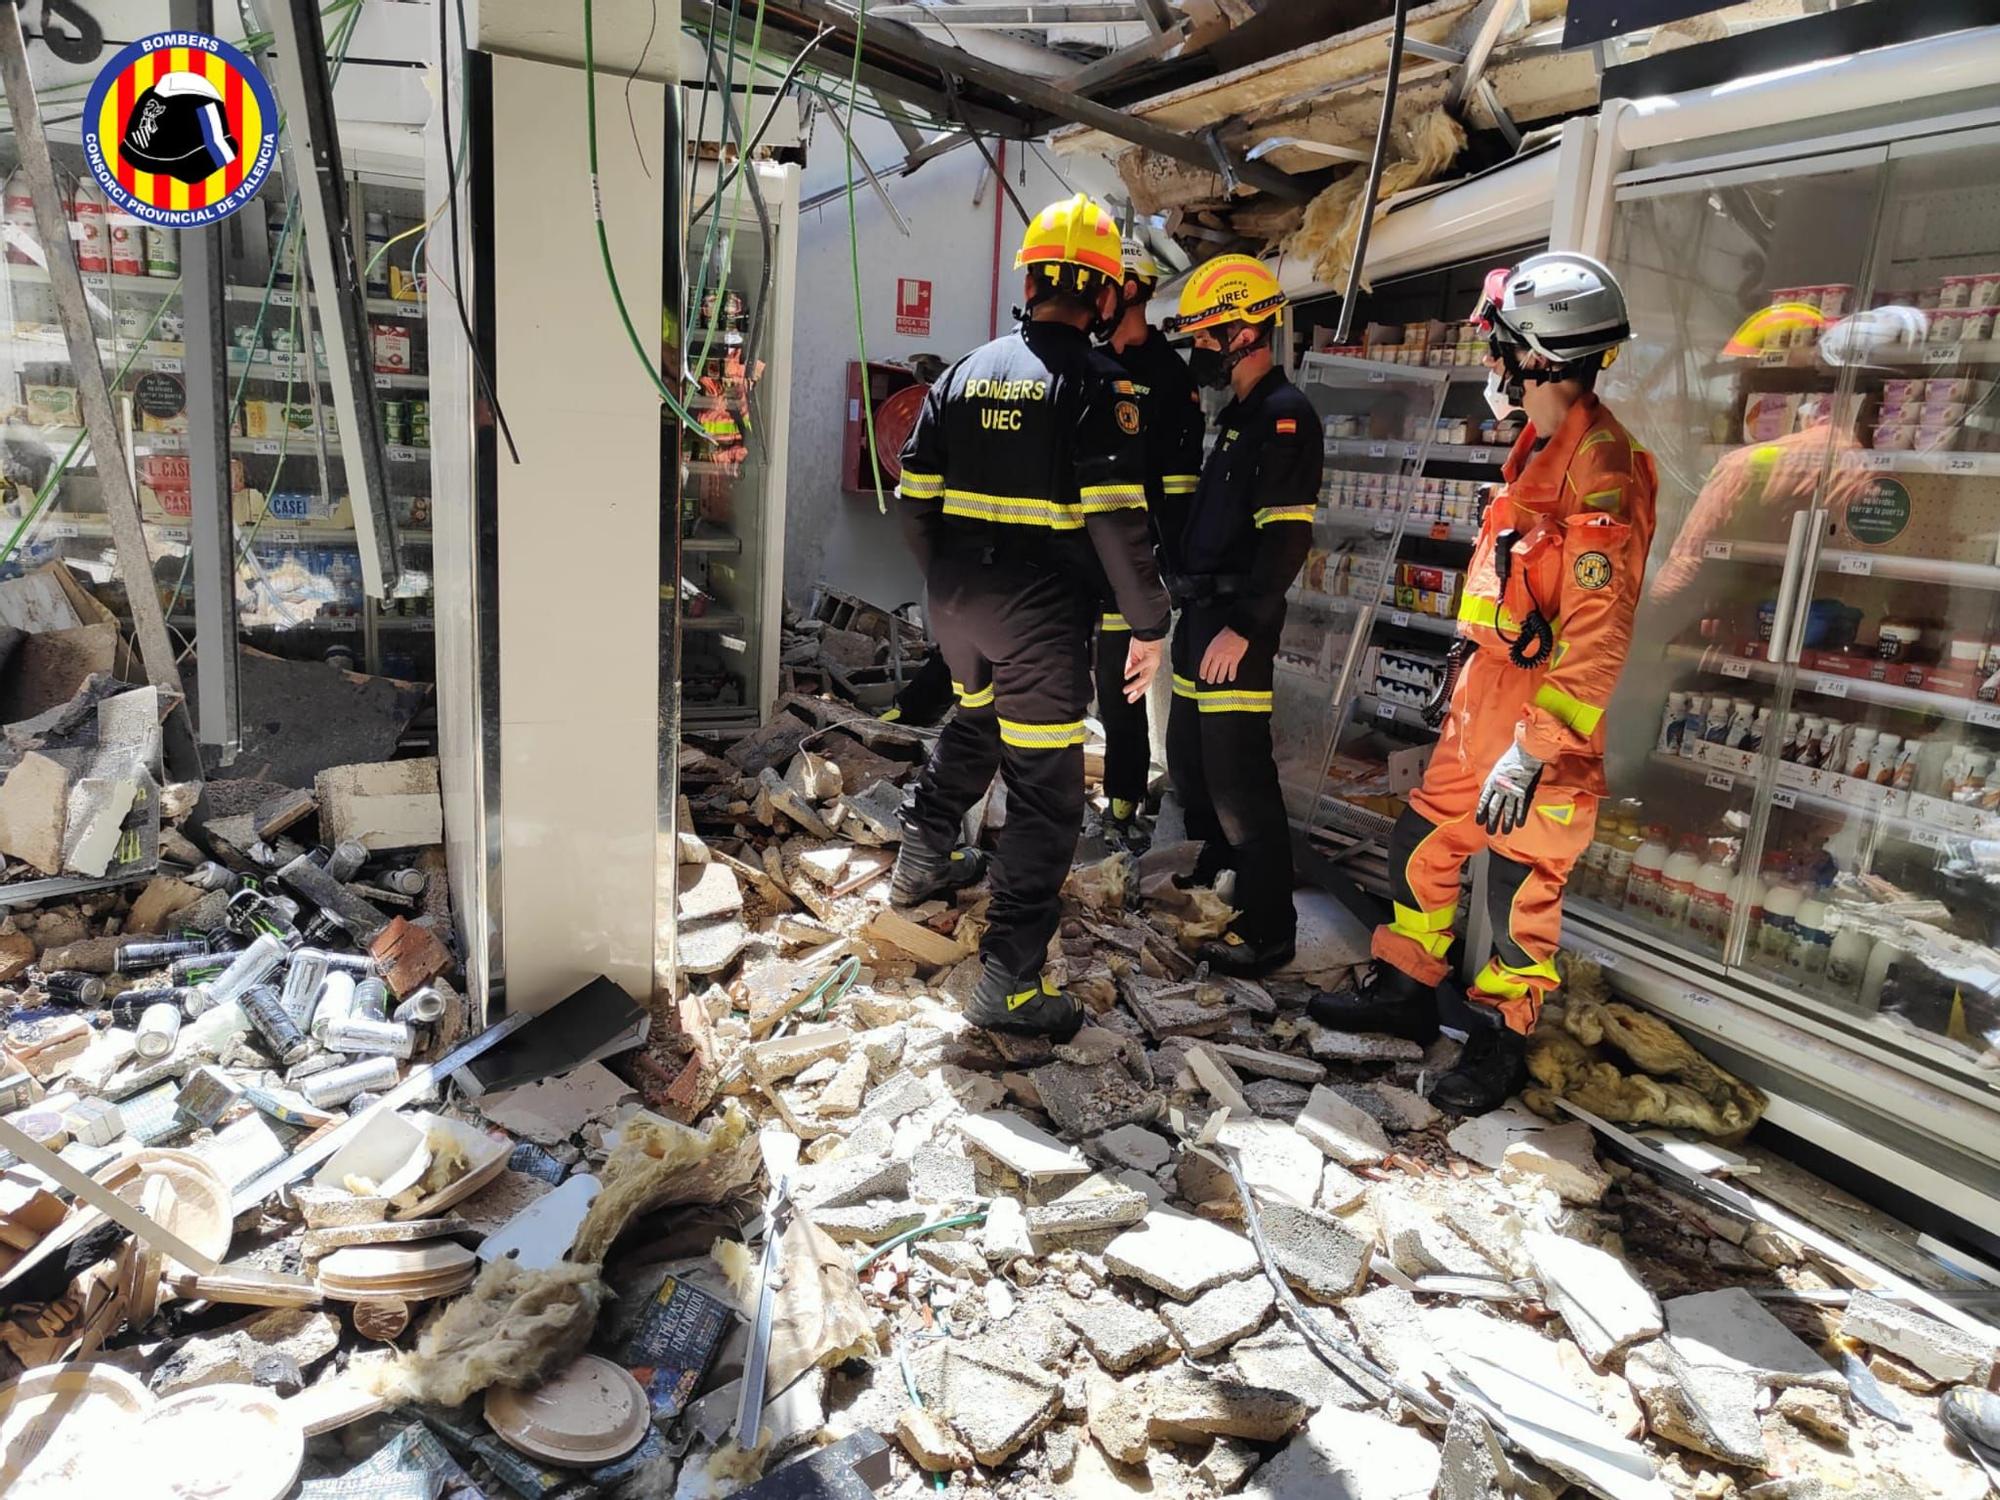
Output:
[
  {"xmin": 844, "ymin": 0, "xmax": 885, "ymax": 514},
  {"xmin": 442, "ymin": 0, "xmax": 520, "ymax": 462},
  {"xmin": 689, "ymin": 0, "xmax": 769, "ymax": 390},
  {"xmin": 685, "ymin": 22, "xmax": 832, "ymax": 227}
]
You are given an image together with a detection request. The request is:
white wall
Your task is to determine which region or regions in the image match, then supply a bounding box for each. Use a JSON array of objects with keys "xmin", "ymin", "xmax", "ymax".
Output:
[{"xmin": 782, "ymin": 111, "xmax": 1124, "ymax": 613}]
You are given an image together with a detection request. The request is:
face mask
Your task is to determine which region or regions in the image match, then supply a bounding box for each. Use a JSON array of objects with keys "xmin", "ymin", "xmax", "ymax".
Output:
[
  {"xmin": 1482, "ymin": 369, "xmax": 1517, "ymax": 422},
  {"xmin": 1189, "ymin": 344, "xmax": 1229, "ymax": 389}
]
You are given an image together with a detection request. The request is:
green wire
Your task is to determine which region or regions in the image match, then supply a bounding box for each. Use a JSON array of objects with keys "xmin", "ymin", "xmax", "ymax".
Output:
[
  {"xmin": 852, "ymin": 1210, "xmax": 989, "ymax": 1274},
  {"xmin": 583, "ymin": 0, "xmax": 705, "ymax": 432},
  {"xmin": 689, "ymin": 0, "xmax": 767, "ymax": 395},
  {"xmin": 846, "ymin": 0, "xmax": 886, "ymax": 516}
]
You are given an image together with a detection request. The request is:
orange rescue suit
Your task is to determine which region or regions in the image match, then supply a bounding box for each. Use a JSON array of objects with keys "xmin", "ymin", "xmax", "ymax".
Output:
[{"xmin": 1372, "ymin": 394, "xmax": 1658, "ymax": 1032}]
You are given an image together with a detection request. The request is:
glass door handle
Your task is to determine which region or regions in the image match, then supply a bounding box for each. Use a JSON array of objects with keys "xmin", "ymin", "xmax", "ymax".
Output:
[
  {"xmin": 1764, "ymin": 509, "xmax": 1816, "ymax": 664},
  {"xmin": 1781, "ymin": 510, "xmax": 1829, "ymax": 665}
]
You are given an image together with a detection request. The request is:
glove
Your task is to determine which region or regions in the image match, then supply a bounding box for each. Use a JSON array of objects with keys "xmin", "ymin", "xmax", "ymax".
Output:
[{"xmin": 1476, "ymin": 740, "xmax": 1545, "ymax": 836}]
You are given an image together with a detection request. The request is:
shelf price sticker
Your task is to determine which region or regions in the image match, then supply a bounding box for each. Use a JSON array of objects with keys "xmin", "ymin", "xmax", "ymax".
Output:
[
  {"xmin": 267, "ymin": 527, "xmax": 301, "ymax": 544},
  {"xmin": 1403, "ymin": 443, "xmax": 1422, "ymax": 461},
  {"xmin": 1811, "ymin": 675, "xmax": 1850, "ymax": 698},
  {"xmin": 1719, "ymin": 657, "xmax": 1751, "ymax": 679},
  {"xmin": 1947, "ymin": 457, "xmax": 1979, "ymax": 475},
  {"xmin": 1367, "ymin": 369, "xmax": 1387, "ymax": 384},
  {"xmin": 1759, "ymin": 348, "xmax": 1790, "ymax": 367},
  {"xmin": 152, "ymin": 356, "xmax": 182, "ymax": 375},
  {"xmin": 1373, "ymin": 515, "xmax": 1395, "ymax": 534},
  {"xmin": 1864, "ymin": 451, "xmax": 1898, "ymax": 471},
  {"xmin": 47, "ymin": 520, "xmax": 80, "ymax": 539},
  {"xmin": 158, "ymin": 526, "xmax": 189, "ymax": 543},
  {"xmin": 1376, "ymin": 699, "xmax": 1399, "ymax": 719},
  {"xmin": 1911, "ymin": 826, "xmax": 1947, "ymax": 850},
  {"xmin": 374, "ymin": 374, "xmax": 392, "ymax": 389},
  {"xmin": 1970, "ymin": 704, "xmax": 2000, "ymax": 730},
  {"xmin": 250, "ymin": 439, "xmax": 280, "ymax": 455},
  {"xmin": 1926, "ymin": 345, "xmax": 1960, "ymax": 365},
  {"xmin": 1575, "ymin": 944, "xmax": 1618, "ymax": 971},
  {"xmin": 1772, "ymin": 787, "xmax": 1798, "ymax": 809},
  {"xmin": 1389, "ymin": 610, "xmax": 1411, "ymax": 628},
  {"xmin": 1705, "ymin": 769, "xmax": 1736, "ymax": 792},
  {"xmin": 1702, "ymin": 540, "xmax": 1733, "ymax": 560},
  {"xmin": 386, "ymin": 445, "xmax": 416, "ymax": 463},
  {"xmin": 1836, "ymin": 554, "xmax": 1873, "ymax": 576},
  {"xmin": 1368, "ymin": 442, "xmax": 1388, "ymax": 459},
  {"xmin": 1470, "ymin": 448, "xmax": 1492, "ymax": 465},
  {"xmin": 1429, "ymin": 522, "xmax": 1451, "ymax": 541}
]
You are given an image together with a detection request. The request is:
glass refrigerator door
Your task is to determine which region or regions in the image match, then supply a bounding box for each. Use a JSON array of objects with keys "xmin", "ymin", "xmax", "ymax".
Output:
[
  {"xmin": 1580, "ymin": 150, "xmax": 1887, "ymax": 972},
  {"xmin": 682, "ymin": 161, "xmax": 779, "ymax": 730},
  {"xmin": 1275, "ymin": 354, "xmax": 1447, "ymax": 837},
  {"xmin": 1737, "ymin": 128, "xmax": 2000, "ymax": 1080}
]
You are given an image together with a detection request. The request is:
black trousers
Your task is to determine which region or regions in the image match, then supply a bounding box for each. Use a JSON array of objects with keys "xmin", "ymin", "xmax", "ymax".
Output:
[
  {"xmin": 903, "ymin": 552, "xmax": 1093, "ymax": 981},
  {"xmin": 1093, "ymin": 607, "xmax": 1150, "ymax": 807},
  {"xmin": 1166, "ymin": 602, "xmax": 1294, "ymax": 945}
]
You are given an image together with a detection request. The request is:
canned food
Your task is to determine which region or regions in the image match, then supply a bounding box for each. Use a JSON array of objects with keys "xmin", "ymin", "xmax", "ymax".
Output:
[
  {"xmin": 382, "ymin": 399, "xmax": 410, "ymax": 446},
  {"xmin": 145, "ymin": 226, "xmax": 178, "ymax": 278}
]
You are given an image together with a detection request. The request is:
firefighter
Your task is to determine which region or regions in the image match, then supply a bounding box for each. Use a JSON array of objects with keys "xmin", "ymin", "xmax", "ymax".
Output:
[
  {"xmin": 1310, "ymin": 252, "xmax": 1658, "ymax": 1113},
  {"xmin": 1095, "ymin": 236, "xmax": 1206, "ymax": 852},
  {"xmin": 890, "ymin": 193, "xmax": 1171, "ymax": 1040},
  {"xmin": 1160, "ymin": 254, "xmax": 1323, "ymax": 977}
]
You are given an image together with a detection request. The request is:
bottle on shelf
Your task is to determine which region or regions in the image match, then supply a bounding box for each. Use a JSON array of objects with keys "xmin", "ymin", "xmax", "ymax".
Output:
[
  {"xmin": 1759, "ymin": 859, "xmax": 1803, "ymax": 963},
  {"xmin": 1790, "ymin": 889, "xmax": 1832, "ymax": 975},
  {"xmin": 1858, "ymin": 936, "xmax": 1905, "ymax": 1014},
  {"xmin": 4, "ymin": 167, "xmax": 37, "ymax": 265},
  {"xmin": 108, "ymin": 209, "xmax": 143, "ymax": 277},
  {"xmin": 1826, "ymin": 917, "xmax": 1872, "ymax": 998},
  {"xmin": 1629, "ymin": 826, "xmax": 1670, "ymax": 917},
  {"xmin": 1691, "ymin": 846, "xmax": 1733, "ymax": 946},
  {"xmin": 1661, "ymin": 840, "xmax": 1702, "ymax": 928},
  {"xmin": 72, "ymin": 181, "xmax": 106, "ymax": 275}
]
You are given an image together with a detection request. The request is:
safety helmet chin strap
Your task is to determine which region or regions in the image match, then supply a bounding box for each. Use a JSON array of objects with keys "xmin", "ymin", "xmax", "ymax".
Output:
[{"xmin": 1493, "ymin": 334, "xmax": 1595, "ymax": 403}]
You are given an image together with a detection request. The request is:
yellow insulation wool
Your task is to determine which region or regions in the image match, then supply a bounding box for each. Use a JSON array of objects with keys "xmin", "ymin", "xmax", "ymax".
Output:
[
  {"xmin": 712, "ymin": 1237, "xmax": 759, "ymax": 1312},
  {"xmin": 365, "ymin": 1258, "xmax": 607, "ymax": 1408},
  {"xmin": 1280, "ymin": 108, "xmax": 1466, "ymax": 291},
  {"xmin": 572, "ymin": 1100, "xmax": 760, "ymax": 1264}
]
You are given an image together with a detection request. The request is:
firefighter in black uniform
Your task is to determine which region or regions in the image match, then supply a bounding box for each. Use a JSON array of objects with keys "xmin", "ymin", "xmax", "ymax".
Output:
[
  {"xmin": 891, "ymin": 194, "xmax": 1171, "ymax": 1039},
  {"xmin": 1095, "ymin": 237, "xmax": 1206, "ymax": 852},
  {"xmin": 1162, "ymin": 254, "xmax": 1324, "ymax": 976}
]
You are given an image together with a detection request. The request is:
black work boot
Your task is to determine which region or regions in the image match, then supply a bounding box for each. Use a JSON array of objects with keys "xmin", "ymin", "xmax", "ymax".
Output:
[
  {"xmin": 1428, "ymin": 1024, "xmax": 1529, "ymax": 1114},
  {"xmin": 1306, "ymin": 962, "xmax": 1442, "ymax": 1044},
  {"xmin": 1197, "ymin": 927, "xmax": 1295, "ymax": 978},
  {"xmin": 967, "ymin": 968, "xmax": 1084, "ymax": 1041},
  {"xmin": 1101, "ymin": 800, "xmax": 1153, "ymax": 855},
  {"xmin": 890, "ymin": 839, "xmax": 988, "ymax": 908}
]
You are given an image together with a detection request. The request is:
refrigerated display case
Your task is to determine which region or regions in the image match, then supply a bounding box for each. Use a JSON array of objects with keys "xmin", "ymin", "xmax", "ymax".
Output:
[
  {"xmin": 0, "ymin": 154, "xmax": 436, "ymax": 684},
  {"xmin": 1569, "ymin": 110, "xmax": 2000, "ymax": 1224},
  {"xmin": 680, "ymin": 151, "xmax": 799, "ymax": 732},
  {"xmin": 1271, "ymin": 353, "xmax": 1449, "ymax": 845}
]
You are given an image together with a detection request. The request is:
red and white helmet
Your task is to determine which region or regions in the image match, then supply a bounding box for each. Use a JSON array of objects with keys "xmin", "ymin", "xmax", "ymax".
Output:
[{"xmin": 1473, "ymin": 251, "xmax": 1631, "ymax": 367}]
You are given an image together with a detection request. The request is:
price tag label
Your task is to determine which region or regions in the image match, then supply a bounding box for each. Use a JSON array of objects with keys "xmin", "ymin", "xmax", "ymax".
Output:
[
  {"xmin": 1702, "ymin": 540, "xmax": 1733, "ymax": 560},
  {"xmin": 1971, "ymin": 704, "xmax": 2000, "ymax": 729},
  {"xmin": 1429, "ymin": 521, "xmax": 1451, "ymax": 541},
  {"xmin": 1376, "ymin": 699, "xmax": 1399, "ymax": 719},
  {"xmin": 1865, "ymin": 451, "xmax": 1897, "ymax": 471},
  {"xmin": 1367, "ymin": 369, "xmax": 1387, "ymax": 384},
  {"xmin": 1837, "ymin": 554, "xmax": 1873, "ymax": 575},
  {"xmin": 1390, "ymin": 610, "xmax": 1411, "ymax": 628},
  {"xmin": 1947, "ymin": 456, "xmax": 1978, "ymax": 474},
  {"xmin": 158, "ymin": 526, "xmax": 189, "ymax": 543},
  {"xmin": 1470, "ymin": 448, "xmax": 1492, "ymax": 465},
  {"xmin": 1812, "ymin": 675, "xmax": 1850, "ymax": 698},
  {"xmin": 1578, "ymin": 945, "xmax": 1619, "ymax": 970},
  {"xmin": 1759, "ymin": 348, "xmax": 1790, "ymax": 367},
  {"xmin": 1368, "ymin": 442, "xmax": 1388, "ymax": 459},
  {"xmin": 1373, "ymin": 515, "xmax": 1394, "ymax": 534},
  {"xmin": 1705, "ymin": 769, "xmax": 1736, "ymax": 792},
  {"xmin": 373, "ymin": 373, "xmax": 392, "ymax": 388},
  {"xmin": 1773, "ymin": 788, "xmax": 1798, "ymax": 809},
  {"xmin": 82, "ymin": 273, "xmax": 108, "ymax": 290},
  {"xmin": 250, "ymin": 439, "xmax": 280, "ymax": 455},
  {"xmin": 1402, "ymin": 443, "xmax": 1421, "ymax": 461},
  {"xmin": 151, "ymin": 356, "xmax": 182, "ymax": 374},
  {"xmin": 1720, "ymin": 657, "xmax": 1751, "ymax": 679},
  {"xmin": 327, "ymin": 617, "xmax": 358, "ymax": 633},
  {"xmin": 270, "ymin": 289, "xmax": 295, "ymax": 306},
  {"xmin": 267, "ymin": 527, "xmax": 301, "ymax": 544},
  {"xmin": 1925, "ymin": 345, "xmax": 1959, "ymax": 365},
  {"xmin": 1912, "ymin": 826, "xmax": 1946, "ymax": 850},
  {"xmin": 1682, "ymin": 987, "xmax": 1715, "ymax": 1011},
  {"xmin": 47, "ymin": 520, "xmax": 80, "ymax": 539},
  {"xmin": 386, "ymin": 445, "xmax": 415, "ymax": 463}
]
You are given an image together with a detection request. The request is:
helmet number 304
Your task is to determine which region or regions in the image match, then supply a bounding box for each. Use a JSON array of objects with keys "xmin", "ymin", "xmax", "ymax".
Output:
[{"xmin": 83, "ymin": 31, "xmax": 279, "ymax": 229}]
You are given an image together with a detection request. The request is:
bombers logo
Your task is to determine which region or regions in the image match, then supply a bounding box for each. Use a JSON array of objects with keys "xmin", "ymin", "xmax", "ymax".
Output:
[
  {"xmin": 1573, "ymin": 551, "xmax": 1613, "ymax": 591},
  {"xmin": 83, "ymin": 31, "xmax": 278, "ymax": 228}
]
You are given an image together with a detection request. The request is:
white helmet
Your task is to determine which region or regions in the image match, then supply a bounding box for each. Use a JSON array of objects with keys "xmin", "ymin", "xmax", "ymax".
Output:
[{"xmin": 1475, "ymin": 251, "xmax": 1631, "ymax": 368}]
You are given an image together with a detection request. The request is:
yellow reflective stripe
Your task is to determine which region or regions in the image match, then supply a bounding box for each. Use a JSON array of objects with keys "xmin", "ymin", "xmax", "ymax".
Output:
[
  {"xmin": 1161, "ymin": 474, "xmax": 1200, "ymax": 495},
  {"xmin": 1100, "ymin": 613, "xmax": 1131, "ymax": 632},
  {"xmin": 1472, "ymin": 958, "xmax": 1533, "ymax": 1000},
  {"xmin": 1457, "ymin": 595, "xmax": 1563, "ymax": 640},
  {"xmin": 1391, "ymin": 901, "xmax": 1455, "ymax": 959},
  {"xmin": 1533, "ymin": 682, "xmax": 1604, "ymax": 737},
  {"xmin": 1079, "ymin": 483, "xmax": 1146, "ymax": 514},
  {"xmin": 898, "ymin": 471, "xmax": 944, "ymax": 499},
  {"xmin": 941, "ymin": 491, "xmax": 1086, "ymax": 530},
  {"xmin": 1582, "ymin": 486, "xmax": 1623, "ymax": 509},
  {"xmin": 1576, "ymin": 429, "xmax": 1617, "ymax": 453},
  {"xmin": 1196, "ymin": 691, "xmax": 1273, "ymax": 714},
  {"xmin": 1172, "ymin": 674, "xmax": 1199, "ymax": 699},
  {"xmin": 1254, "ymin": 505, "xmax": 1317, "ymax": 526},
  {"xmin": 1537, "ymin": 801, "xmax": 1575, "ymax": 826},
  {"xmin": 953, "ymin": 680, "xmax": 995, "ymax": 709},
  {"xmin": 997, "ymin": 717, "xmax": 1087, "ymax": 749}
]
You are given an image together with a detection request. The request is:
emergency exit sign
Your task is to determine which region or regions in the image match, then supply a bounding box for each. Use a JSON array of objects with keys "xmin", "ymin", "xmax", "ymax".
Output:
[{"xmin": 895, "ymin": 277, "xmax": 932, "ymax": 336}]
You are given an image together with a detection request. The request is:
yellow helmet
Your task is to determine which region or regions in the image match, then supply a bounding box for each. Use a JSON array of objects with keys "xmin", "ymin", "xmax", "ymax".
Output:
[
  {"xmin": 1121, "ymin": 236, "xmax": 1160, "ymax": 288},
  {"xmin": 1170, "ymin": 254, "xmax": 1285, "ymax": 332},
  {"xmin": 1017, "ymin": 192, "xmax": 1124, "ymax": 296}
]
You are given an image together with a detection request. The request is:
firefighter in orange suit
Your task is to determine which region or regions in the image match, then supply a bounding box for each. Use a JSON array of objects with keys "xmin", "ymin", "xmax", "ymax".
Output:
[{"xmin": 1311, "ymin": 252, "xmax": 1658, "ymax": 1112}]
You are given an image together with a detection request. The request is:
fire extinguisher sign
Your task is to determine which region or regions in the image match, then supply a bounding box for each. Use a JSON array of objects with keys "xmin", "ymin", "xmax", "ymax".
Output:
[{"xmin": 894, "ymin": 277, "xmax": 932, "ymax": 336}]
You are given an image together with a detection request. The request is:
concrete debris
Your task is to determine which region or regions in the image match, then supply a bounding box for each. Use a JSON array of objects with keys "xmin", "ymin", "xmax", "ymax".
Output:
[
  {"xmin": 895, "ymin": 1407, "xmax": 974, "ymax": 1472},
  {"xmin": 1842, "ymin": 1291, "xmax": 1996, "ymax": 1386},
  {"xmin": 1335, "ymin": 1080, "xmax": 1440, "ymax": 1133},
  {"xmin": 1303, "ymin": 1022, "xmax": 1424, "ymax": 1063},
  {"xmin": 980, "ymin": 1194, "xmax": 1036, "ymax": 1262},
  {"xmin": 1498, "ymin": 1121, "xmax": 1613, "ymax": 1205},
  {"xmin": 1255, "ymin": 1199, "xmax": 1374, "ymax": 1300},
  {"xmin": 1160, "ymin": 1270, "xmax": 1276, "ymax": 1357},
  {"xmin": 1776, "ymin": 1385, "xmax": 1851, "ymax": 1444},
  {"xmin": 1032, "ymin": 1056, "xmax": 1159, "ymax": 1136},
  {"xmin": 1526, "ymin": 1229, "xmax": 1662, "ymax": 1366},
  {"xmin": 1296, "ymin": 1083, "xmax": 1392, "ymax": 1166},
  {"xmin": 1243, "ymin": 1404, "xmax": 1441, "ymax": 1500},
  {"xmin": 1147, "ymin": 1365, "xmax": 1311, "ymax": 1443},
  {"xmin": 1444, "ymin": 1103, "xmax": 1554, "ymax": 1169},
  {"xmin": 915, "ymin": 1337, "xmax": 1064, "ymax": 1465},
  {"xmin": 1665, "ymin": 1287, "xmax": 1846, "ymax": 1392},
  {"xmin": 958, "ymin": 1108, "xmax": 1092, "ymax": 1179},
  {"xmin": 1058, "ymin": 1293, "xmax": 1173, "ymax": 1372},
  {"xmin": 1104, "ymin": 1206, "xmax": 1259, "ymax": 1300},
  {"xmin": 1093, "ymin": 1122, "xmax": 1173, "ymax": 1174},
  {"xmin": 1383, "ymin": 1194, "xmax": 1495, "ymax": 1279},
  {"xmin": 1086, "ymin": 1371, "xmax": 1152, "ymax": 1464},
  {"xmin": 1198, "ymin": 1435, "xmax": 1264, "ymax": 1494},
  {"xmin": 1218, "ymin": 1116, "xmax": 1325, "ymax": 1206},
  {"xmin": 1027, "ymin": 1175, "xmax": 1151, "ymax": 1239},
  {"xmin": 1207, "ymin": 1040, "xmax": 1324, "ymax": 1084}
]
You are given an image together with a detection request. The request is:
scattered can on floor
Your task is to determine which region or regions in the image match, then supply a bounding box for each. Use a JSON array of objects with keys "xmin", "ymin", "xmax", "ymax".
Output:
[
  {"xmin": 300, "ymin": 1054, "xmax": 399, "ymax": 1108},
  {"xmin": 322, "ymin": 1015, "xmax": 415, "ymax": 1059},
  {"xmin": 41, "ymin": 971, "xmax": 105, "ymax": 1005},
  {"xmin": 135, "ymin": 1002, "xmax": 182, "ymax": 1060},
  {"xmin": 241, "ymin": 982, "xmax": 311, "ymax": 1066}
]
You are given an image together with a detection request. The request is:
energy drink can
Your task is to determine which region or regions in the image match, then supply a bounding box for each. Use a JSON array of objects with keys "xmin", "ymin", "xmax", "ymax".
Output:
[
  {"xmin": 135, "ymin": 1001, "xmax": 182, "ymax": 1060},
  {"xmin": 393, "ymin": 986, "xmax": 446, "ymax": 1025},
  {"xmin": 279, "ymin": 948, "xmax": 331, "ymax": 1026},
  {"xmin": 311, "ymin": 970, "xmax": 358, "ymax": 1040},
  {"xmin": 326, "ymin": 840, "xmax": 370, "ymax": 883},
  {"xmin": 323, "ymin": 1015, "xmax": 414, "ymax": 1059},
  {"xmin": 300, "ymin": 1055, "xmax": 398, "ymax": 1108},
  {"xmin": 171, "ymin": 954, "xmax": 232, "ymax": 986},
  {"xmin": 242, "ymin": 982, "xmax": 311, "ymax": 1066},
  {"xmin": 116, "ymin": 937, "xmax": 211, "ymax": 973},
  {"xmin": 383, "ymin": 868, "xmax": 427, "ymax": 897},
  {"xmin": 352, "ymin": 978, "xmax": 390, "ymax": 1022},
  {"xmin": 42, "ymin": 971, "xmax": 105, "ymax": 1005},
  {"xmin": 202, "ymin": 930, "xmax": 289, "ymax": 1010},
  {"xmin": 187, "ymin": 862, "xmax": 238, "ymax": 892},
  {"xmin": 409, "ymin": 401, "xmax": 429, "ymax": 448},
  {"xmin": 321, "ymin": 951, "xmax": 378, "ymax": 975},
  {"xmin": 145, "ymin": 225, "xmax": 178, "ymax": 278}
]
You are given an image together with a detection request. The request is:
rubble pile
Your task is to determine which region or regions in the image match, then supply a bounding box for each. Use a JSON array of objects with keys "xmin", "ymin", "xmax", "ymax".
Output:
[{"xmin": 2, "ymin": 690, "xmax": 1997, "ymax": 1500}]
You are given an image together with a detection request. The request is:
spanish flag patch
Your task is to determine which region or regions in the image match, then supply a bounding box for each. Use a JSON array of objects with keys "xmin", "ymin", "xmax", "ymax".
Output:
[
  {"xmin": 1113, "ymin": 380, "xmax": 1135, "ymax": 394},
  {"xmin": 1275, "ymin": 418, "xmax": 1297, "ymax": 435}
]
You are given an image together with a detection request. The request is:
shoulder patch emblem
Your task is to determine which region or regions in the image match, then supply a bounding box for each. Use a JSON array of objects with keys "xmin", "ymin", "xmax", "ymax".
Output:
[
  {"xmin": 1113, "ymin": 379, "xmax": 1136, "ymax": 394},
  {"xmin": 1574, "ymin": 551, "xmax": 1613, "ymax": 591},
  {"xmin": 1274, "ymin": 417, "xmax": 1297, "ymax": 435},
  {"xmin": 1116, "ymin": 400, "xmax": 1141, "ymax": 435}
]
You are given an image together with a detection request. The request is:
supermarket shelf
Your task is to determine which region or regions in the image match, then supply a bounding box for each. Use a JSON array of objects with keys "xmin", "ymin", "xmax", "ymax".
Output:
[
  {"xmin": 1317, "ymin": 504, "xmax": 1479, "ymax": 543},
  {"xmin": 1324, "ymin": 438, "xmax": 1504, "ymax": 467},
  {"xmin": 1739, "ymin": 339, "xmax": 2000, "ymax": 371},
  {"xmin": 1704, "ymin": 443, "xmax": 2000, "ymax": 478},
  {"xmin": 1645, "ymin": 747, "xmax": 1996, "ymax": 849},
  {"xmin": 142, "ymin": 432, "xmax": 431, "ymax": 464},
  {"xmin": 33, "ymin": 516, "xmax": 432, "ymax": 549},
  {"xmin": 1669, "ymin": 642, "xmax": 2000, "ymax": 727},
  {"xmin": 1287, "ymin": 584, "xmax": 1460, "ymax": 639},
  {"xmin": 6, "ymin": 264, "xmax": 424, "ymax": 318},
  {"xmin": 4, "ymin": 334, "xmax": 427, "ymax": 389},
  {"xmin": 683, "ymin": 610, "xmax": 747, "ymax": 634},
  {"xmin": 1355, "ymin": 692, "xmax": 1436, "ymax": 732},
  {"xmin": 1707, "ymin": 537, "xmax": 2000, "ymax": 590},
  {"xmin": 683, "ymin": 526, "xmax": 744, "ymax": 555}
]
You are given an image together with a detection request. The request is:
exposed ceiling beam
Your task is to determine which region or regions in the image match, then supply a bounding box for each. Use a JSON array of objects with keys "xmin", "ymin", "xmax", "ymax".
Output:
[
  {"xmin": 873, "ymin": 3, "xmax": 1146, "ymax": 23},
  {"xmin": 768, "ymin": 0, "xmax": 1312, "ymax": 200},
  {"xmin": 873, "ymin": 89, "xmax": 929, "ymax": 151},
  {"xmin": 1061, "ymin": 14, "xmax": 1190, "ymax": 93},
  {"xmin": 1446, "ymin": 0, "xmax": 1520, "ymax": 112}
]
